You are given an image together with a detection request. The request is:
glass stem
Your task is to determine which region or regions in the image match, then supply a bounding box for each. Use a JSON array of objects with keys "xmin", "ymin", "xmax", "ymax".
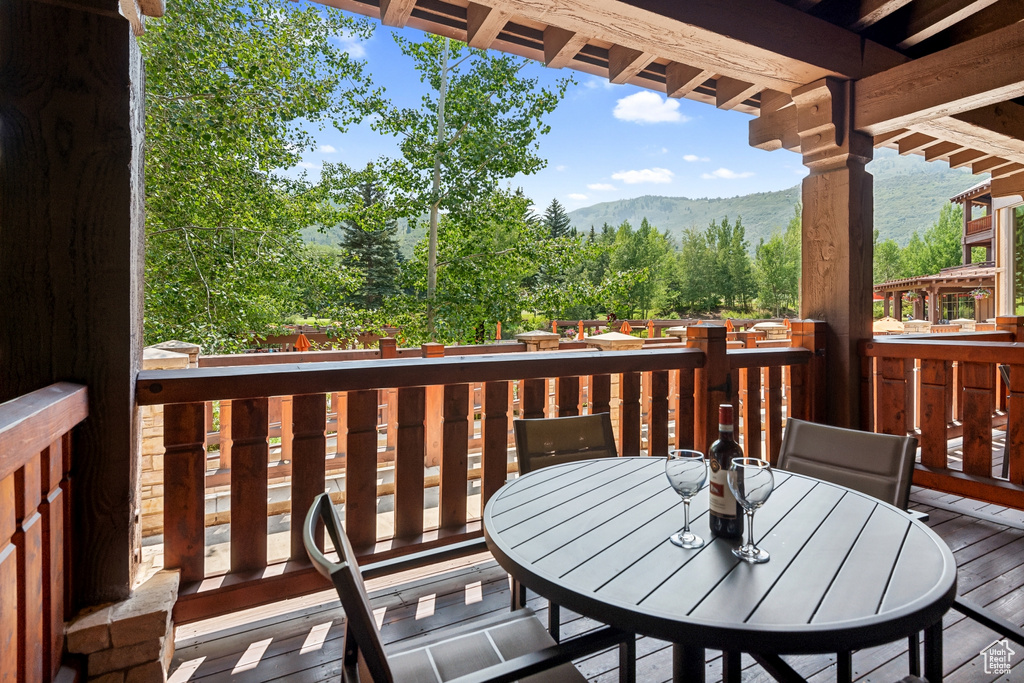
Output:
[
  {"xmin": 746, "ymin": 510, "xmax": 756, "ymax": 549},
  {"xmin": 683, "ymin": 499, "xmax": 691, "ymax": 534}
]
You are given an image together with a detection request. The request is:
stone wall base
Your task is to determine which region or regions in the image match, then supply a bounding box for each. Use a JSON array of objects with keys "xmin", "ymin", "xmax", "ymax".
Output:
[{"xmin": 66, "ymin": 570, "xmax": 179, "ymax": 682}]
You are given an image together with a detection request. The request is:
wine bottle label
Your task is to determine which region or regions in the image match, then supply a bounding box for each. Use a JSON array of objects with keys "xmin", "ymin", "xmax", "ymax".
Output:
[{"xmin": 709, "ymin": 467, "xmax": 738, "ymax": 518}]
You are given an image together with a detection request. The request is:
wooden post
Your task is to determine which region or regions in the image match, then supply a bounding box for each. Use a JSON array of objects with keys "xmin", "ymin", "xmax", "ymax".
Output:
[
  {"xmin": 422, "ymin": 344, "xmax": 444, "ymax": 467},
  {"xmin": 687, "ymin": 325, "xmax": 728, "ymax": 453},
  {"xmin": 793, "ymin": 78, "xmax": 873, "ymax": 429},
  {"xmin": 0, "ymin": 0, "xmax": 145, "ymax": 605},
  {"xmin": 996, "ymin": 316, "xmax": 1024, "ymax": 342},
  {"xmin": 791, "ymin": 320, "xmax": 827, "ymax": 423}
]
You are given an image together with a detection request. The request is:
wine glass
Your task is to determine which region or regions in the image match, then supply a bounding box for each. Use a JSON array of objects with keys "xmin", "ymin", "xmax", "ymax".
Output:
[
  {"xmin": 726, "ymin": 458, "xmax": 774, "ymax": 564},
  {"xmin": 665, "ymin": 449, "xmax": 708, "ymax": 549}
]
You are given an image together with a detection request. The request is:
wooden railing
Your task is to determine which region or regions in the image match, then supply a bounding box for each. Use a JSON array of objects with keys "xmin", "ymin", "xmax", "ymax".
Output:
[
  {"xmin": 137, "ymin": 323, "xmax": 822, "ymax": 623},
  {"xmin": 860, "ymin": 321, "xmax": 1024, "ymax": 509},
  {"xmin": 0, "ymin": 383, "xmax": 87, "ymax": 682},
  {"xmin": 966, "ymin": 214, "xmax": 993, "ymax": 236}
]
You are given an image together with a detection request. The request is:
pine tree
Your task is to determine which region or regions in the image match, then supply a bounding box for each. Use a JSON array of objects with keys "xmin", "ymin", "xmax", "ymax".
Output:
[
  {"xmin": 543, "ymin": 198, "xmax": 572, "ymax": 238},
  {"xmin": 339, "ymin": 174, "xmax": 402, "ymax": 309}
]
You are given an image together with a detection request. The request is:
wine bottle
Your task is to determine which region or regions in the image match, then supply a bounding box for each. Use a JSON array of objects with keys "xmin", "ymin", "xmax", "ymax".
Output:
[{"xmin": 708, "ymin": 403, "xmax": 743, "ymax": 539}]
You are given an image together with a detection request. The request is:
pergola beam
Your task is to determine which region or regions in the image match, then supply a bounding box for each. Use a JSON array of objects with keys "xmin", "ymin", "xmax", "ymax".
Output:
[
  {"xmin": 716, "ymin": 76, "xmax": 760, "ymax": 109},
  {"xmin": 855, "ymin": 21, "xmax": 1024, "ymax": 135},
  {"xmin": 466, "ymin": 2, "xmax": 511, "ymax": 49},
  {"xmin": 469, "ymin": 0, "xmax": 904, "ymax": 90},
  {"xmin": 909, "ymin": 102, "xmax": 1024, "ymax": 163},
  {"xmin": 890, "ymin": 0, "xmax": 1000, "ymax": 49},
  {"xmin": 379, "ymin": 0, "xmax": 416, "ymax": 27},
  {"xmin": 848, "ymin": 0, "xmax": 912, "ymax": 31},
  {"xmin": 543, "ymin": 26, "xmax": 587, "ymax": 68},
  {"xmin": 607, "ymin": 45, "xmax": 655, "ymax": 84},
  {"xmin": 666, "ymin": 62, "xmax": 712, "ymax": 98}
]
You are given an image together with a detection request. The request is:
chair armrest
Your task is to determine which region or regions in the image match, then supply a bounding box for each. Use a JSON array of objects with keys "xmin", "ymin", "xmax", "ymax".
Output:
[
  {"xmin": 444, "ymin": 626, "xmax": 629, "ymax": 683},
  {"xmin": 953, "ymin": 597, "xmax": 1024, "ymax": 647},
  {"xmin": 359, "ymin": 538, "xmax": 488, "ymax": 581}
]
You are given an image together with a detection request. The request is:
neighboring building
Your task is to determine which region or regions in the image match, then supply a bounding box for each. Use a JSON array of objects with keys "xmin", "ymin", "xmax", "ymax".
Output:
[{"xmin": 874, "ymin": 181, "xmax": 996, "ymax": 324}]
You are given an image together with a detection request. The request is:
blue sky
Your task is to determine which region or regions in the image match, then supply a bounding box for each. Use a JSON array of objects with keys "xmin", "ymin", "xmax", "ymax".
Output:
[{"xmin": 296, "ymin": 22, "xmax": 811, "ymax": 212}]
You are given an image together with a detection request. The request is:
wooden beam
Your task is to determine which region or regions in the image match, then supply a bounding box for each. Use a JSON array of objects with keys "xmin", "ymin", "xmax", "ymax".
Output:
[
  {"xmin": 849, "ymin": 0, "xmax": 912, "ymax": 30},
  {"xmin": 855, "ymin": 22, "xmax": 1024, "ymax": 135},
  {"xmin": 972, "ymin": 156, "xmax": 1013, "ymax": 174},
  {"xmin": 910, "ymin": 103, "xmax": 1024, "ymax": 162},
  {"xmin": 543, "ymin": 26, "xmax": 587, "ymax": 68},
  {"xmin": 992, "ymin": 162, "xmax": 1024, "ymax": 177},
  {"xmin": 665, "ymin": 62, "xmax": 711, "ymax": 98},
  {"xmin": 872, "ymin": 128, "xmax": 911, "ymax": 146},
  {"xmin": 466, "ymin": 2, "xmax": 511, "ymax": 49},
  {"xmin": 889, "ymin": 0, "xmax": 1000, "ymax": 49},
  {"xmin": 749, "ymin": 93, "xmax": 799, "ymax": 151},
  {"xmin": 922, "ymin": 140, "xmax": 962, "ymax": 160},
  {"xmin": 897, "ymin": 132, "xmax": 936, "ymax": 154},
  {"xmin": 912, "ymin": 1, "xmax": 1024, "ymax": 54},
  {"xmin": 991, "ymin": 171, "xmax": 1024, "ymax": 199},
  {"xmin": 607, "ymin": 44, "xmax": 654, "ymax": 84},
  {"xmin": 948, "ymin": 149, "xmax": 989, "ymax": 168},
  {"xmin": 380, "ymin": 0, "xmax": 416, "ymax": 27},
  {"xmin": 466, "ymin": 0, "xmax": 905, "ymax": 90},
  {"xmin": 716, "ymin": 76, "xmax": 760, "ymax": 109}
]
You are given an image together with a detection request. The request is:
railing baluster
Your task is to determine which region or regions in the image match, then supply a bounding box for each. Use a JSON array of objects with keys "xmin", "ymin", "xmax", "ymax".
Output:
[
  {"xmin": 557, "ymin": 376, "xmax": 580, "ymax": 417},
  {"xmin": 346, "ymin": 390, "xmax": 379, "ymax": 550},
  {"xmin": 14, "ymin": 455, "xmax": 43, "ymax": 683},
  {"xmin": 231, "ymin": 398, "xmax": 269, "ymax": 572},
  {"xmin": 649, "ymin": 370, "xmax": 669, "ymax": 456},
  {"xmin": 522, "ymin": 379, "xmax": 546, "ymax": 419},
  {"xmin": 1008, "ymin": 365, "xmax": 1024, "ymax": 484},
  {"xmin": 620, "ymin": 372, "xmax": 642, "ymax": 456},
  {"xmin": 919, "ymin": 360, "xmax": 948, "ymax": 468},
  {"xmin": 482, "ymin": 382, "xmax": 509, "ymax": 504},
  {"xmin": 676, "ymin": 369, "xmax": 695, "ymax": 450},
  {"xmin": 40, "ymin": 440, "xmax": 65, "ymax": 680},
  {"xmin": 877, "ymin": 358, "xmax": 908, "ymax": 436},
  {"xmin": 591, "ymin": 375, "xmax": 611, "ymax": 416},
  {"xmin": 764, "ymin": 366, "xmax": 783, "ymax": 465},
  {"xmin": 280, "ymin": 395, "xmax": 294, "ymax": 465},
  {"xmin": 742, "ymin": 368, "xmax": 762, "ymax": 460},
  {"xmin": 290, "ymin": 393, "xmax": 327, "ymax": 560},
  {"xmin": 163, "ymin": 402, "xmax": 206, "ymax": 581},
  {"xmin": 441, "ymin": 384, "xmax": 470, "ymax": 529},
  {"xmin": 395, "ymin": 387, "xmax": 425, "ymax": 540},
  {"xmin": 730, "ymin": 367, "xmax": 741, "ymax": 435},
  {"xmin": 961, "ymin": 361, "xmax": 993, "ymax": 477},
  {"xmin": 219, "ymin": 400, "xmax": 232, "ymax": 470},
  {"xmin": 0, "ymin": 475, "xmax": 16, "ymax": 679},
  {"xmin": 789, "ymin": 362, "xmax": 807, "ymax": 421}
]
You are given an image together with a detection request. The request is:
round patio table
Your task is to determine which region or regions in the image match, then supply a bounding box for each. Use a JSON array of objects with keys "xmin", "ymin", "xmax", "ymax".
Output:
[{"xmin": 483, "ymin": 457, "xmax": 957, "ymax": 682}]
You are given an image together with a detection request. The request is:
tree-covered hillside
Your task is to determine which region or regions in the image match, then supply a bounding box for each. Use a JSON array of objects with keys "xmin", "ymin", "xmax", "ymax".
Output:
[{"xmin": 567, "ymin": 149, "xmax": 980, "ymax": 248}]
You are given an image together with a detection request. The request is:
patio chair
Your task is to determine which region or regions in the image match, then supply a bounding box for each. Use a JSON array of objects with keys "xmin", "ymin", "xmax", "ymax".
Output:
[
  {"xmin": 777, "ymin": 418, "xmax": 926, "ymax": 676},
  {"xmin": 777, "ymin": 418, "xmax": 922, "ymax": 517},
  {"xmin": 302, "ymin": 493, "xmax": 628, "ymax": 683},
  {"xmin": 512, "ymin": 413, "xmax": 618, "ymax": 629},
  {"xmin": 513, "ymin": 412, "xmax": 618, "ymax": 475}
]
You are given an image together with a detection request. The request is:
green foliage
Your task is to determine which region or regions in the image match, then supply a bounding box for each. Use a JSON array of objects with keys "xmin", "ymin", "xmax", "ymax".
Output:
[
  {"xmin": 331, "ymin": 164, "xmax": 403, "ymax": 309},
  {"xmin": 543, "ymin": 198, "xmax": 573, "ymax": 238},
  {"xmin": 140, "ymin": 0, "xmax": 376, "ymax": 352},
  {"xmin": 753, "ymin": 205, "xmax": 801, "ymax": 316},
  {"xmin": 608, "ymin": 219, "xmax": 673, "ymax": 318},
  {"xmin": 872, "ymin": 202, "xmax": 965, "ymax": 284}
]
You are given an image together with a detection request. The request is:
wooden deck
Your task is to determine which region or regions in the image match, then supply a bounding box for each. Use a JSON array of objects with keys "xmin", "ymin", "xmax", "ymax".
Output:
[{"xmin": 168, "ymin": 478, "xmax": 1024, "ymax": 683}]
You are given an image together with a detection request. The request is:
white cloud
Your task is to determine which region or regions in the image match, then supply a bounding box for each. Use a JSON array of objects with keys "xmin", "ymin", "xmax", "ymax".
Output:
[
  {"xmin": 683, "ymin": 154, "xmax": 709, "ymax": 162},
  {"xmin": 583, "ymin": 77, "xmax": 618, "ymax": 90},
  {"xmin": 298, "ymin": 161, "xmax": 317, "ymax": 169},
  {"xmin": 332, "ymin": 35, "xmax": 367, "ymax": 58},
  {"xmin": 555, "ymin": 165, "xmax": 567, "ymax": 171},
  {"xmin": 567, "ymin": 193, "xmax": 588, "ymax": 200},
  {"xmin": 613, "ymin": 92, "xmax": 689, "ymax": 124},
  {"xmin": 611, "ymin": 168, "xmax": 674, "ymax": 184},
  {"xmin": 587, "ymin": 183, "xmax": 615, "ymax": 191},
  {"xmin": 701, "ymin": 167, "xmax": 754, "ymax": 179},
  {"xmin": 319, "ymin": 145, "xmax": 337, "ymax": 154}
]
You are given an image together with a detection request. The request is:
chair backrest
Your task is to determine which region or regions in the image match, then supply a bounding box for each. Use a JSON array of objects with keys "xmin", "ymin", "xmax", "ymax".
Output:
[
  {"xmin": 777, "ymin": 419, "xmax": 918, "ymax": 510},
  {"xmin": 513, "ymin": 413, "xmax": 618, "ymax": 475},
  {"xmin": 304, "ymin": 493, "xmax": 393, "ymax": 683}
]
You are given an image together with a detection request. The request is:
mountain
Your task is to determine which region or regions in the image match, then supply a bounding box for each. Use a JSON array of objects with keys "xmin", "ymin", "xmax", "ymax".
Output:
[{"xmin": 567, "ymin": 148, "xmax": 981, "ymax": 248}]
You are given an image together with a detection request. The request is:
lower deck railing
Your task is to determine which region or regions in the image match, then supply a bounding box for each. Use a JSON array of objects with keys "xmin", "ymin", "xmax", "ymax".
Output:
[
  {"xmin": 0, "ymin": 383, "xmax": 86, "ymax": 682},
  {"xmin": 860, "ymin": 318, "xmax": 1024, "ymax": 509},
  {"xmin": 137, "ymin": 323, "xmax": 823, "ymax": 623}
]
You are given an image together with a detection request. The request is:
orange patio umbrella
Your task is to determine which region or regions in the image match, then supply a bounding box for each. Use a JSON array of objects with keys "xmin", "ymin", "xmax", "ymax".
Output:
[
  {"xmin": 647, "ymin": 320, "xmax": 654, "ymax": 338},
  {"xmin": 620, "ymin": 320, "xmax": 632, "ymax": 334},
  {"xmin": 578, "ymin": 320, "xmax": 585, "ymax": 340},
  {"xmin": 294, "ymin": 333, "xmax": 311, "ymax": 352}
]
